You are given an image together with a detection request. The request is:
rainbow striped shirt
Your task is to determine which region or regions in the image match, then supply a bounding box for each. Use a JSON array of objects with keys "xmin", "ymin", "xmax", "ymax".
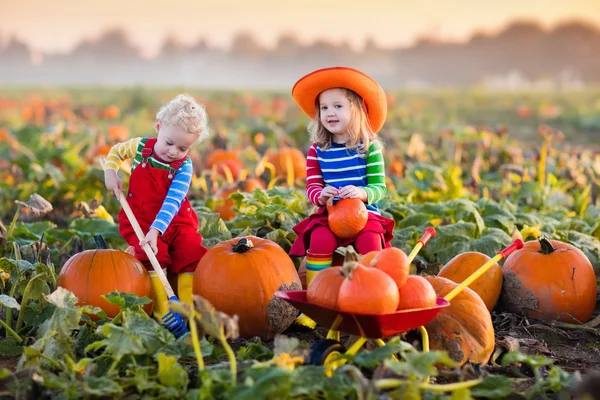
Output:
[
  {"xmin": 306, "ymin": 141, "xmax": 387, "ymax": 214},
  {"xmin": 104, "ymin": 137, "xmax": 193, "ymax": 234}
]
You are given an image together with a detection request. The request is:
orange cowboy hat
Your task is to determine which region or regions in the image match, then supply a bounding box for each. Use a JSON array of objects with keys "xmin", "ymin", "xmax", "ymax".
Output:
[{"xmin": 292, "ymin": 66, "xmax": 388, "ymax": 132}]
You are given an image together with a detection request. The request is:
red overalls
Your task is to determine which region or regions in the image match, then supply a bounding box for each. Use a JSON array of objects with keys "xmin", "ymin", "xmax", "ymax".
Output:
[{"xmin": 118, "ymin": 138, "xmax": 207, "ymax": 274}]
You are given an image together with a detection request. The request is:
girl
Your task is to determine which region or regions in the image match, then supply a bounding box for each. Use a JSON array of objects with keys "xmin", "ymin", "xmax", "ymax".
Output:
[
  {"xmin": 103, "ymin": 93, "xmax": 209, "ymax": 322},
  {"xmin": 289, "ymin": 66, "xmax": 395, "ymax": 290}
]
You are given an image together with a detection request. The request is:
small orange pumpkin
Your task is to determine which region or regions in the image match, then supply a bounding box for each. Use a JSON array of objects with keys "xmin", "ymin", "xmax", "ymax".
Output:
[
  {"xmin": 397, "ymin": 275, "xmax": 437, "ymax": 311},
  {"xmin": 336, "ymin": 247, "xmax": 399, "ymax": 314},
  {"xmin": 306, "ymin": 267, "xmax": 344, "ymax": 309},
  {"xmin": 193, "ymin": 236, "xmax": 302, "ymax": 339},
  {"xmin": 438, "ymin": 251, "xmax": 502, "ymax": 312},
  {"xmin": 369, "ymin": 247, "xmax": 410, "ymax": 289},
  {"xmin": 424, "ymin": 275, "xmax": 495, "ymax": 366},
  {"xmin": 58, "ymin": 235, "xmax": 154, "ymax": 318},
  {"xmin": 500, "ymin": 237, "xmax": 598, "ymax": 323},
  {"xmin": 327, "ymin": 198, "xmax": 368, "ymax": 239}
]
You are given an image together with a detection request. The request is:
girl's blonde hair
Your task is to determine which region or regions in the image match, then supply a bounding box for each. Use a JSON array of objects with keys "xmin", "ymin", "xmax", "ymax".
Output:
[
  {"xmin": 156, "ymin": 93, "xmax": 209, "ymax": 142},
  {"xmin": 307, "ymin": 88, "xmax": 377, "ymax": 155}
]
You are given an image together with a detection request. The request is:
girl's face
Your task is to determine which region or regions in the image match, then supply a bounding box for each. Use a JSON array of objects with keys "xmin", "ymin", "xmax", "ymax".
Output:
[
  {"xmin": 154, "ymin": 121, "xmax": 198, "ymax": 162},
  {"xmin": 318, "ymin": 88, "xmax": 352, "ymax": 143}
]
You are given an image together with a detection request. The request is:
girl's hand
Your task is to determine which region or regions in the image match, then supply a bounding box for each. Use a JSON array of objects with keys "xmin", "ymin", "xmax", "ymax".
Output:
[
  {"xmin": 318, "ymin": 186, "xmax": 339, "ymax": 206},
  {"xmin": 104, "ymin": 169, "xmax": 124, "ymax": 200},
  {"xmin": 139, "ymin": 228, "xmax": 160, "ymax": 255},
  {"xmin": 338, "ymin": 185, "xmax": 367, "ymax": 202}
]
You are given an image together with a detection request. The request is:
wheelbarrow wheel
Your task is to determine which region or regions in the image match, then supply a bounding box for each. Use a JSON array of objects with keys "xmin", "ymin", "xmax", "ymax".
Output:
[{"xmin": 308, "ymin": 339, "xmax": 347, "ymax": 368}]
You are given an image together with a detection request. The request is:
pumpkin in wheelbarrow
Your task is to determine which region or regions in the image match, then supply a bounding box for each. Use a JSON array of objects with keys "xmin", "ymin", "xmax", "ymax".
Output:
[
  {"xmin": 193, "ymin": 236, "xmax": 302, "ymax": 340},
  {"xmin": 423, "ymin": 275, "xmax": 495, "ymax": 366},
  {"xmin": 58, "ymin": 236, "xmax": 155, "ymax": 319}
]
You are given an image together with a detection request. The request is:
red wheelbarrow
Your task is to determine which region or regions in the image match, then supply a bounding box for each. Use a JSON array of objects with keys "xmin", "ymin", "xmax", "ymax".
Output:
[{"xmin": 276, "ymin": 228, "xmax": 523, "ymax": 371}]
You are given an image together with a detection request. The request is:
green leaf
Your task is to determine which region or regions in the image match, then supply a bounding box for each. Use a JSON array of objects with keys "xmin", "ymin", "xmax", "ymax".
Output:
[
  {"xmin": 196, "ymin": 211, "xmax": 232, "ymax": 241},
  {"xmin": 469, "ymin": 228, "xmax": 513, "ymax": 258},
  {"xmin": 93, "ymin": 323, "xmax": 147, "ymax": 359},
  {"xmin": 470, "ymin": 375, "xmax": 517, "ymax": 399},
  {"xmin": 396, "ymin": 213, "xmax": 433, "ymax": 229},
  {"xmin": 40, "ymin": 288, "xmax": 101, "ymax": 339},
  {"xmin": 353, "ymin": 342, "xmax": 414, "ymax": 369},
  {"xmin": 157, "ymin": 352, "xmax": 189, "ymax": 388},
  {"xmin": 0, "ymin": 295, "xmax": 20, "ymax": 310},
  {"xmin": 0, "ymin": 339, "xmax": 23, "ymax": 356},
  {"xmin": 82, "ymin": 376, "xmax": 123, "ymax": 396},
  {"xmin": 102, "ymin": 291, "xmax": 152, "ymax": 310},
  {"xmin": 122, "ymin": 309, "xmax": 171, "ymax": 354},
  {"xmin": 232, "ymin": 367, "xmax": 293, "ymax": 399},
  {"xmin": 237, "ymin": 342, "xmax": 273, "ymax": 362},
  {"xmin": 448, "ymin": 199, "xmax": 485, "ymax": 236},
  {"xmin": 14, "ymin": 221, "xmax": 57, "ymax": 236},
  {"xmin": 501, "ymin": 351, "xmax": 554, "ymax": 368}
]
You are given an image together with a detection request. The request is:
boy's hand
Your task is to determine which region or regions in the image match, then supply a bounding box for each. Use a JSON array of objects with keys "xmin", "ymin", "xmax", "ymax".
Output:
[
  {"xmin": 139, "ymin": 228, "xmax": 160, "ymax": 255},
  {"xmin": 338, "ymin": 185, "xmax": 367, "ymax": 202},
  {"xmin": 318, "ymin": 186, "xmax": 339, "ymax": 206},
  {"xmin": 104, "ymin": 169, "xmax": 124, "ymax": 200}
]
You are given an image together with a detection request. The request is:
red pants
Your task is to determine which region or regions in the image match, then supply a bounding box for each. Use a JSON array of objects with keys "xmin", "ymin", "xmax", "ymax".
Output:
[{"xmin": 309, "ymin": 225, "xmax": 383, "ymax": 255}]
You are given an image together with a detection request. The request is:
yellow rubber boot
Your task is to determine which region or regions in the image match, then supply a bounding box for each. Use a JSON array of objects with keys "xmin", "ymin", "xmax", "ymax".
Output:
[
  {"xmin": 149, "ymin": 270, "xmax": 170, "ymax": 323},
  {"xmin": 294, "ymin": 252, "xmax": 333, "ymax": 329},
  {"xmin": 177, "ymin": 273, "xmax": 194, "ymax": 305}
]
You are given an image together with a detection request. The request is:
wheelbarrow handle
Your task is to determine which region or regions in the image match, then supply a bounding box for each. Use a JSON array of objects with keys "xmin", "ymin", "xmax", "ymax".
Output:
[
  {"xmin": 407, "ymin": 227, "xmax": 437, "ymax": 264},
  {"xmin": 443, "ymin": 239, "xmax": 524, "ymax": 302}
]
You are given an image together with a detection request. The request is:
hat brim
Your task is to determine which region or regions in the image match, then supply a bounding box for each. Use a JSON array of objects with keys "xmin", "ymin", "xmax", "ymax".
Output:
[{"xmin": 292, "ymin": 66, "xmax": 387, "ymax": 133}]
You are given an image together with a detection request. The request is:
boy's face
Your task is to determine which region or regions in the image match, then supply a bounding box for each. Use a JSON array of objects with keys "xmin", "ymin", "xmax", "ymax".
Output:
[{"xmin": 154, "ymin": 121, "xmax": 198, "ymax": 162}]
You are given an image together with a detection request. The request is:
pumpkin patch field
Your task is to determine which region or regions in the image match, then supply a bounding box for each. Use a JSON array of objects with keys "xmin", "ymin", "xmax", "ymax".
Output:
[{"xmin": 0, "ymin": 88, "xmax": 599, "ymax": 399}]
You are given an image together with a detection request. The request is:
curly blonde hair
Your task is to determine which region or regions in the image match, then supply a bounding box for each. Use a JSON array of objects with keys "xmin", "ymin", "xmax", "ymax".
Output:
[
  {"xmin": 156, "ymin": 93, "xmax": 209, "ymax": 142},
  {"xmin": 307, "ymin": 88, "xmax": 377, "ymax": 155}
]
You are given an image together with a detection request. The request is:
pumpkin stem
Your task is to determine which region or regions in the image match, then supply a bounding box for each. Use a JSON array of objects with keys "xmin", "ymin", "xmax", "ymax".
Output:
[
  {"xmin": 538, "ymin": 237, "xmax": 555, "ymax": 254},
  {"xmin": 232, "ymin": 237, "xmax": 254, "ymax": 253},
  {"xmin": 326, "ymin": 196, "xmax": 334, "ymax": 207},
  {"xmin": 93, "ymin": 235, "xmax": 109, "ymax": 249},
  {"xmin": 341, "ymin": 246, "xmax": 361, "ymax": 279}
]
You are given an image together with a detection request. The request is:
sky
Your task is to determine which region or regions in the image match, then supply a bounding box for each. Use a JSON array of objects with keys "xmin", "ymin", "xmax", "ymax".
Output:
[{"xmin": 1, "ymin": 0, "xmax": 599, "ymax": 57}]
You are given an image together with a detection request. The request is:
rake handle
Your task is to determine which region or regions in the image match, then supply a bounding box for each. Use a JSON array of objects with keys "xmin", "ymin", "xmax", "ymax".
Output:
[
  {"xmin": 117, "ymin": 191, "xmax": 177, "ymax": 299},
  {"xmin": 99, "ymin": 158, "xmax": 176, "ymax": 299}
]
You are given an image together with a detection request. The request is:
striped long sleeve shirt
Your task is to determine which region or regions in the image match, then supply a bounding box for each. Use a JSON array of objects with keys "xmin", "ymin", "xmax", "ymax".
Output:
[
  {"xmin": 306, "ymin": 141, "xmax": 387, "ymax": 214},
  {"xmin": 104, "ymin": 137, "xmax": 193, "ymax": 234}
]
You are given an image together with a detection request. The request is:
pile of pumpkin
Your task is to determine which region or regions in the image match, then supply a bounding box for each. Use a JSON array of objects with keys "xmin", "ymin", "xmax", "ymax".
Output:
[
  {"xmin": 57, "ymin": 233, "xmax": 598, "ymax": 368},
  {"xmin": 298, "ymin": 236, "xmax": 598, "ymax": 366}
]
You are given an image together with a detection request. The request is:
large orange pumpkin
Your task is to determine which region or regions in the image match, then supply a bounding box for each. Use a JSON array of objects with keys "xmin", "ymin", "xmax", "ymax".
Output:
[
  {"xmin": 500, "ymin": 237, "xmax": 597, "ymax": 323},
  {"xmin": 369, "ymin": 247, "xmax": 410, "ymax": 289},
  {"xmin": 438, "ymin": 252, "xmax": 503, "ymax": 312},
  {"xmin": 306, "ymin": 267, "xmax": 344, "ymax": 309},
  {"xmin": 193, "ymin": 236, "xmax": 302, "ymax": 339},
  {"xmin": 58, "ymin": 235, "xmax": 154, "ymax": 318},
  {"xmin": 424, "ymin": 276, "xmax": 495, "ymax": 366},
  {"xmin": 327, "ymin": 198, "xmax": 368, "ymax": 239}
]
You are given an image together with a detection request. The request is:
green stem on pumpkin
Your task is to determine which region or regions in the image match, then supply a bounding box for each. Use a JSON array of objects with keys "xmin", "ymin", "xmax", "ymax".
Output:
[
  {"xmin": 93, "ymin": 235, "xmax": 109, "ymax": 250},
  {"xmin": 538, "ymin": 237, "xmax": 556, "ymax": 255},
  {"xmin": 231, "ymin": 238, "xmax": 254, "ymax": 254},
  {"xmin": 219, "ymin": 325, "xmax": 237, "ymax": 387}
]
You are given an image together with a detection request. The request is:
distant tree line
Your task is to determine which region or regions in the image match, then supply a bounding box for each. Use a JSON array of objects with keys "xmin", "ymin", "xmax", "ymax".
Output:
[{"xmin": 0, "ymin": 19, "xmax": 599, "ymax": 88}]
